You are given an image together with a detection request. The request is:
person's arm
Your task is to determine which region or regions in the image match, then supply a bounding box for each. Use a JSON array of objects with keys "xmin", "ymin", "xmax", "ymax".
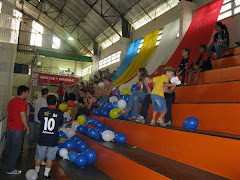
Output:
[
  {"xmin": 165, "ymin": 86, "xmax": 176, "ymax": 94},
  {"xmin": 80, "ymin": 97, "xmax": 88, "ymax": 108},
  {"xmin": 105, "ymin": 84, "xmax": 114, "ymax": 96},
  {"xmin": 218, "ymin": 37, "xmax": 228, "ymax": 44},
  {"xmin": 144, "ymin": 77, "xmax": 152, "ymax": 94},
  {"xmin": 20, "ymin": 112, "xmax": 31, "ymax": 135},
  {"xmin": 163, "ymin": 82, "xmax": 177, "ymax": 87}
]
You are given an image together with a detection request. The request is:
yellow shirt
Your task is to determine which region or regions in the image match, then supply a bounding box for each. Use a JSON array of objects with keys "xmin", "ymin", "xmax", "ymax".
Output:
[{"xmin": 151, "ymin": 75, "xmax": 169, "ymax": 97}]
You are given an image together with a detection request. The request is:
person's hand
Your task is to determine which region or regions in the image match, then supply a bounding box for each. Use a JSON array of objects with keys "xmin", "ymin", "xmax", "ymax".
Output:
[
  {"xmin": 26, "ymin": 129, "xmax": 31, "ymax": 135},
  {"xmin": 172, "ymin": 82, "xmax": 177, "ymax": 87},
  {"xmin": 161, "ymin": 87, "xmax": 167, "ymax": 92}
]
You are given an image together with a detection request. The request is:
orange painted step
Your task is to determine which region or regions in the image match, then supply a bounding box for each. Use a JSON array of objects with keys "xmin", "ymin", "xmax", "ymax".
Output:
[
  {"xmin": 212, "ymin": 55, "xmax": 240, "ymax": 69},
  {"xmin": 211, "ymin": 46, "xmax": 240, "ymax": 59},
  {"xmin": 175, "ymin": 81, "xmax": 240, "ymax": 103},
  {"xmin": 52, "ymin": 160, "xmax": 69, "ymax": 180},
  {"xmin": 103, "ymin": 118, "xmax": 240, "ymax": 179}
]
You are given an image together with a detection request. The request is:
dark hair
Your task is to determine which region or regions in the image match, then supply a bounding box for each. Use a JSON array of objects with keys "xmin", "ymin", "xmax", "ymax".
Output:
[
  {"xmin": 47, "ymin": 95, "xmax": 57, "ymax": 106},
  {"xmin": 199, "ymin": 44, "xmax": 207, "ymax": 51},
  {"xmin": 163, "ymin": 66, "xmax": 175, "ymax": 75},
  {"xmin": 81, "ymin": 82, "xmax": 84, "ymax": 85},
  {"xmin": 216, "ymin": 21, "xmax": 227, "ymax": 30},
  {"xmin": 60, "ymin": 81, "xmax": 63, "ymax": 84},
  {"xmin": 93, "ymin": 80, "xmax": 99, "ymax": 84},
  {"xmin": 17, "ymin": 85, "xmax": 29, "ymax": 96},
  {"xmin": 138, "ymin": 67, "xmax": 149, "ymax": 81},
  {"xmin": 79, "ymin": 88, "xmax": 87, "ymax": 94},
  {"xmin": 183, "ymin": 48, "xmax": 190, "ymax": 55},
  {"xmin": 103, "ymin": 77, "xmax": 111, "ymax": 82},
  {"xmin": 41, "ymin": 88, "xmax": 49, "ymax": 95}
]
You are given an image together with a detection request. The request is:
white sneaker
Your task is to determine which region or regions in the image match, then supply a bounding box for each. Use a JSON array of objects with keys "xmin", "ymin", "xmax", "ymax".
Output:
[
  {"xmin": 136, "ymin": 116, "xmax": 145, "ymax": 123},
  {"xmin": 150, "ymin": 119, "xmax": 156, "ymax": 125},
  {"xmin": 5, "ymin": 169, "xmax": 21, "ymax": 175},
  {"xmin": 157, "ymin": 118, "xmax": 166, "ymax": 127},
  {"xmin": 166, "ymin": 121, "xmax": 172, "ymax": 126},
  {"xmin": 184, "ymin": 83, "xmax": 188, "ymax": 86},
  {"xmin": 41, "ymin": 160, "xmax": 46, "ymax": 166}
]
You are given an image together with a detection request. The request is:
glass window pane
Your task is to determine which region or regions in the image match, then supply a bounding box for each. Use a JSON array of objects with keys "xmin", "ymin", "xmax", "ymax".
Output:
[
  {"xmin": 220, "ymin": 2, "xmax": 232, "ymax": 13},
  {"xmin": 234, "ymin": 6, "xmax": 240, "ymax": 14},
  {"xmin": 235, "ymin": 0, "xmax": 240, "ymax": 6},
  {"xmin": 218, "ymin": 10, "xmax": 232, "ymax": 20}
]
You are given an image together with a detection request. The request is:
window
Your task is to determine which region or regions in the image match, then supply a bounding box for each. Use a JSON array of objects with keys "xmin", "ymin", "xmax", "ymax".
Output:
[
  {"xmin": 101, "ymin": 33, "xmax": 121, "ymax": 49},
  {"xmin": 136, "ymin": 39, "xmax": 144, "ymax": 54},
  {"xmin": 218, "ymin": 0, "xmax": 240, "ymax": 20},
  {"xmin": 10, "ymin": 10, "xmax": 22, "ymax": 44},
  {"xmin": 82, "ymin": 65, "xmax": 92, "ymax": 76},
  {"xmin": 52, "ymin": 35, "xmax": 61, "ymax": 49},
  {"xmin": 155, "ymin": 29, "xmax": 164, "ymax": 46},
  {"xmin": 30, "ymin": 21, "xmax": 43, "ymax": 47},
  {"xmin": 99, "ymin": 51, "xmax": 121, "ymax": 69}
]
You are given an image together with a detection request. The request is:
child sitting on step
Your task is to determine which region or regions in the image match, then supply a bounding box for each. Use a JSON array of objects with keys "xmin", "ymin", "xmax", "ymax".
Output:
[{"xmin": 150, "ymin": 67, "xmax": 176, "ymax": 126}]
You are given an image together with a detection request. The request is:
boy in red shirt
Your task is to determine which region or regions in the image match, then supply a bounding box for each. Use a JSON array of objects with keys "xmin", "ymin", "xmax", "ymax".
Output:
[
  {"xmin": 58, "ymin": 81, "xmax": 64, "ymax": 104},
  {"xmin": 6, "ymin": 85, "xmax": 30, "ymax": 175}
]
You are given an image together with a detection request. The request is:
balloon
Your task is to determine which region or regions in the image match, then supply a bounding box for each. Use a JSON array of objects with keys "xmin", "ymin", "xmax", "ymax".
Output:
[
  {"xmin": 115, "ymin": 133, "xmax": 127, "ymax": 144},
  {"xmin": 77, "ymin": 125, "xmax": 87, "ymax": 134},
  {"xmin": 59, "ymin": 131, "xmax": 68, "ymax": 139},
  {"xmin": 67, "ymin": 100, "xmax": 75, "ymax": 107},
  {"xmin": 109, "ymin": 96, "xmax": 118, "ymax": 103},
  {"xmin": 75, "ymin": 154, "xmax": 87, "ymax": 167},
  {"xmin": 74, "ymin": 138, "xmax": 83, "ymax": 145},
  {"xmin": 117, "ymin": 100, "xmax": 127, "ymax": 110},
  {"xmin": 118, "ymin": 115, "xmax": 124, "ymax": 119},
  {"xmin": 98, "ymin": 82, "xmax": 104, "ymax": 88},
  {"xmin": 66, "ymin": 128, "xmax": 76, "ymax": 139},
  {"xmin": 97, "ymin": 128, "xmax": 105, "ymax": 137},
  {"xmin": 95, "ymin": 121, "xmax": 104, "ymax": 128},
  {"xmin": 114, "ymin": 131, "xmax": 120, "ymax": 137},
  {"xmin": 68, "ymin": 151, "xmax": 78, "ymax": 162},
  {"xmin": 93, "ymin": 108, "xmax": 101, "ymax": 116},
  {"xmin": 74, "ymin": 100, "xmax": 78, "ymax": 104},
  {"xmin": 97, "ymin": 100, "xmax": 105, "ymax": 109},
  {"xmin": 63, "ymin": 112, "xmax": 71, "ymax": 119},
  {"xmin": 59, "ymin": 138, "xmax": 67, "ymax": 144},
  {"xmin": 68, "ymin": 149, "xmax": 80, "ymax": 153},
  {"xmin": 109, "ymin": 108, "xmax": 121, "ymax": 119},
  {"xmin": 122, "ymin": 88, "xmax": 131, "ymax": 95},
  {"xmin": 59, "ymin": 148, "xmax": 68, "ymax": 159},
  {"xmin": 104, "ymin": 102, "xmax": 113, "ymax": 110},
  {"xmin": 77, "ymin": 115, "xmax": 86, "ymax": 125},
  {"xmin": 124, "ymin": 94, "xmax": 131, "ymax": 103},
  {"xmin": 88, "ymin": 125, "xmax": 95, "ymax": 130},
  {"xmin": 123, "ymin": 114, "xmax": 130, "ymax": 120},
  {"xmin": 63, "ymin": 139, "xmax": 77, "ymax": 150},
  {"xmin": 86, "ymin": 122, "xmax": 95, "ymax": 129},
  {"xmin": 120, "ymin": 95, "xmax": 124, "ymax": 99},
  {"xmin": 70, "ymin": 135, "xmax": 79, "ymax": 141},
  {"xmin": 131, "ymin": 84, "xmax": 139, "ymax": 92},
  {"xmin": 101, "ymin": 109, "xmax": 109, "ymax": 117},
  {"xmin": 112, "ymin": 101, "xmax": 118, "ymax": 108},
  {"xmin": 102, "ymin": 130, "xmax": 115, "ymax": 142},
  {"xmin": 59, "ymin": 103, "xmax": 68, "ymax": 111},
  {"xmin": 77, "ymin": 142, "xmax": 88, "ymax": 152},
  {"xmin": 182, "ymin": 117, "xmax": 199, "ymax": 129},
  {"xmin": 71, "ymin": 121, "xmax": 80, "ymax": 131},
  {"xmin": 103, "ymin": 125, "xmax": 111, "ymax": 131},
  {"xmin": 88, "ymin": 128, "xmax": 100, "ymax": 139},
  {"xmin": 87, "ymin": 117, "xmax": 97, "ymax": 123},
  {"xmin": 148, "ymin": 82, "xmax": 154, "ymax": 89},
  {"xmin": 129, "ymin": 111, "xmax": 133, "ymax": 117},
  {"xmin": 59, "ymin": 127, "xmax": 67, "ymax": 133},
  {"xmin": 57, "ymin": 143, "xmax": 63, "ymax": 155},
  {"xmin": 67, "ymin": 109, "xmax": 71, "ymax": 114},
  {"xmin": 25, "ymin": 169, "xmax": 38, "ymax": 180},
  {"xmin": 85, "ymin": 149, "xmax": 97, "ymax": 165}
]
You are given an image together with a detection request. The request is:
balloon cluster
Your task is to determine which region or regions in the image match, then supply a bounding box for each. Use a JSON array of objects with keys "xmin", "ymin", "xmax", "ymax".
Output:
[{"xmin": 59, "ymin": 100, "xmax": 77, "ymax": 123}]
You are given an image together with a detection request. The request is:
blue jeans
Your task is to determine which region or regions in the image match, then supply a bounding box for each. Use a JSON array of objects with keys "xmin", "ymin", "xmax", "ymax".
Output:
[
  {"xmin": 206, "ymin": 43, "xmax": 229, "ymax": 59},
  {"xmin": 28, "ymin": 121, "xmax": 35, "ymax": 146},
  {"xmin": 6, "ymin": 129, "xmax": 25, "ymax": 172},
  {"xmin": 126, "ymin": 91, "xmax": 147, "ymax": 117},
  {"xmin": 99, "ymin": 96, "xmax": 110, "ymax": 104}
]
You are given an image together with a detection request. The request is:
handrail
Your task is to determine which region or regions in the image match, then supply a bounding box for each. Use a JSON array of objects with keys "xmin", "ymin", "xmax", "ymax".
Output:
[{"xmin": 0, "ymin": 114, "xmax": 7, "ymax": 123}]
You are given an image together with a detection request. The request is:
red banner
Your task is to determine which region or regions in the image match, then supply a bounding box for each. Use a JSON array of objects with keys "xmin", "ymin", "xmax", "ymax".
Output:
[{"xmin": 32, "ymin": 72, "xmax": 79, "ymax": 86}]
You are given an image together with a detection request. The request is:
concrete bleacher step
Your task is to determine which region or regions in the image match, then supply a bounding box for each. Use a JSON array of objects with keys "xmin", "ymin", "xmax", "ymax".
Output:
[
  {"xmin": 211, "ymin": 46, "xmax": 240, "ymax": 59},
  {"xmin": 79, "ymin": 134, "xmax": 227, "ymax": 180},
  {"xmin": 175, "ymin": 80, "xmax": 240, "ymax": 103},
  {"xmin": 101, "ymin": 118, "xmax": 240, "ymax": 180},
  {"xmin": 212, "ymin": 54, "xmax": 240, "ymax": 69}
]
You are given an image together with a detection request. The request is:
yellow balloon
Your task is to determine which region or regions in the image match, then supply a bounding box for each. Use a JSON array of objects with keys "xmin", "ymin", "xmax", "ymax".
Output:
[
  {"xmin": 67, "ymin": 109, "xmax": 72, "ymax": 114},
  {"xmin": 59, "ymin": 138, "xmax": 66, "ymax": 144},
  {"xmin": 122, "ymin": 88, "xmax": 131, "ymax": 95},
  {"xmin": 109, "ymin": 108, "xmax": 121, "ymax": 119},
  {"xmin": 77, "ymin": 115, "xmax": 86, "ymax": 125},
  {"xmin": 59, "ymin": 103, "xmax": 68, "ymax": 111}
]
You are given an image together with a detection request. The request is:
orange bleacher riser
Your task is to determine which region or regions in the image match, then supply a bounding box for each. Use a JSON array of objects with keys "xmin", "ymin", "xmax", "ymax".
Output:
[
  {"xmin": 211, "ymin": 46, "xmax": 240, "ymax": 59},
  {"xmin": 212, "ymin": 55, "xmax": 240, "ymax": 69}
]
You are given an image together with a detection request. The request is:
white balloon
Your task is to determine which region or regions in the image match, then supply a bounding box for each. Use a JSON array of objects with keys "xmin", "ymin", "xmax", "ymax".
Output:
[
  {"xmin": 66, "ymin": 128, "xmax": 76, "ymax": 139},
  {"xmin": 102, "ymin": 130, "xmax": 115, "ymax": 142},
  {"xmin": 63, "ymin": 112, "xmax": 71, "ymax": 119},
  {"xmin": 117, "ymin": 99, "xmax": 127, "ymax": 110},
  {"xmin": 59, "ymin": 148, "xmax": 68, "ymax": 159},
  {"xmin": 109, "ymin": 96, "xmax": 118, "ymax": 103},
  {"xmin": 71, "ymin": 122, "xmax": 80, "ymax": 131},
  {"xmin": 59, "ymin": 127, "xmax": 67, "ymax": 133},
  {"xmin": 26, "ymin": 169, "xmax": 38, "ymax": 180},
  {"xmin": 99, "ymin": 82, "xmax": 104, "ymax": 88}
]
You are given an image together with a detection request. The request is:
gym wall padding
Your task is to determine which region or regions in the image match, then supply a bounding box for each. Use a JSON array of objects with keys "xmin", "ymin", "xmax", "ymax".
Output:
[
  {"xmin": 111, "ymin": 38, "xmax": 143, "ymax": 82},
  {"xmin": 113, "ymin": 29, "xmax": 159, "ymax": 87},
  {"xmin": 151, "ymin": 0, "xmax": 224, "ymax": 77}
]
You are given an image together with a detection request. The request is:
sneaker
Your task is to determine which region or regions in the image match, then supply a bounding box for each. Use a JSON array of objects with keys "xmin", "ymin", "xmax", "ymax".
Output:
[
  {"xmin": 136, "ymin": 116, "xmax": 145, "ymax": 124},
  {"xmin": 5, "ymin": 169, "xmax": 21, "ymax": 175},
  {"xmin": 128, "ymin": 116, "xmax": 137, "ymax": 121},
  {"xmin": 184, "ymin": 83, "xmax": 188, "ymax": 86},
  {"xmin": 43, "ymin": 175, "xmax": 52, "ymax": 180},
  {"xmin": 157, "ymin": 119, "xmax": 166, "ymax": 127},
  {"xmin": 166, "ymin": 121, "xmax": 172, "ymax": 126},
  {"xmin": 150, "ymin": 119, "xmax": 156, "ymax": 125},
  {"xmin": 41, "ymin": 160, "xmax": 46, "ymax": 166}
]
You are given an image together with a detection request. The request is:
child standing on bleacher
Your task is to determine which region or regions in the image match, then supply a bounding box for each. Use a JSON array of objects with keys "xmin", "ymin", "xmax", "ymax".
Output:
[
  {"xmin": 150, "ymin": 67, "xmax": 176, "ymax": 126},
  {"xmin": 176, "ymin": 48, "xmax": 192, "ymax": 85}
]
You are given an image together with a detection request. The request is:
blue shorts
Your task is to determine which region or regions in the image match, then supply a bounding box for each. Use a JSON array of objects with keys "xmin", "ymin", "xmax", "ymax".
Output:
[
  {"xmin": 35, "ymin": 144, "xmax": 58, "ymax": 160},
  {"xmin": 151, "ymin": 94, "xmax": 167, "ymax": 112}
]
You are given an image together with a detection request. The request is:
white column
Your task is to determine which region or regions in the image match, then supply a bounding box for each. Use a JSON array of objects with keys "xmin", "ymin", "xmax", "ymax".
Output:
[
  {"xmin": 91, "ymin": 55, "xmax": 98, "ymax": 76},
  {"xmin": 120, "ymin": 37, "xmax": 130, "ymax": 62}
]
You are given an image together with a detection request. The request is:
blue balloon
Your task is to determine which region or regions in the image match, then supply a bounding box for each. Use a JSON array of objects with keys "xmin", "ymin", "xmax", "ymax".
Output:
[
  {"xmin": 114, "ymin": 131, "xmax": 120, "ymax": 136},
  {"xmin": 103, "ymin": 125, "xmax": 111, "ymax": 131},
  {"xmin": 131, "ymin": 84, "xmax": 139, "ymax": 92},
  {"xmin": 124, "ymin": 94, "xmax": 131, "ymax": 103},
  {"xmin": 86, "ymin": 122, "xmax": 95, "ymax": 129},
  {"xmin": 129, "ymin": 111, "xmax": 133, "ymax": 117},
  {"xmin": 77, "ymin": 142, "xmax": 88, "ymax": 152},
  {"xmin": 88, "ymin": 128, "xmax": 100, "ymax": 139},
  {"xmin": 81, "ymin": 114, "xmax": 87, "ymax": 120},
  {"xmin": 75, "ymin": 138, "xmax": 83, "ymax": 145},
  {"xmin": 87, "ymin": 117, "xmax": 97, "ymax": 123},
  {"xmin": 93, "ymin": 108, "xmax": 101, "ymax": 116},
  {"xmin": 63, "ymin": 139, "xmax": 78, "ymax": 150},
  {"xmin": 118, "ymin": 115, "xmax": 124, "ymax": 119},
  {"xmin": 59, "ymin": 131, "xmax": 68, "ymax": 139},
  {"xmin": 75, "ymin": 154, "xmax": 87, "ymax": 167},
  {"xmin": 101, "ymin": 109, "xmax": 109, "ymax": 117},
  {"xmin": 97, "ymin": 128, "xmax": 105, "ymax": 137},
  {"xmin": 68, "ymin": 151, "xmax": 78, "ymax": 162},
  {"xmin": 112, "ymin": 101, "xmax": 118, "ymax": 108},
  {"xmin": 71, "ymin": 135, "xmax": 79, "ymax": 141},
  {"xmin": 123, "ymin": 114, "xmax": 130, "ymax": 120},
  {"xmin": 95, "ymin": 121, "xmax": 104, "ymax": 128},
  {"xmin": 97, "ymin": 100, "xmax": 105, "ymax": 109},
  {"xmin": 120, "ymin": 95, "xmax": 124, "ymax": 99},
  {"xmin": 104, "ymin": 102, "xmax": 113, "ymax": 110},
  {"xmin": 115, "ymin": 133, "xmax": 127, "ymax": 144},
  {"xmin": 182, "ymin": 117, "xmax": 199, "ymax": 129},
  {"xmin": 85, "ymin": 149, "xmax": 97, "ymax": 165},
  {"xmin": 77, "ymin": 125, "xmax": 87, "ymax": 134},
  {"xmin": 57, "ymin": 143, "xmax": 63, "ymax": 155}
]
